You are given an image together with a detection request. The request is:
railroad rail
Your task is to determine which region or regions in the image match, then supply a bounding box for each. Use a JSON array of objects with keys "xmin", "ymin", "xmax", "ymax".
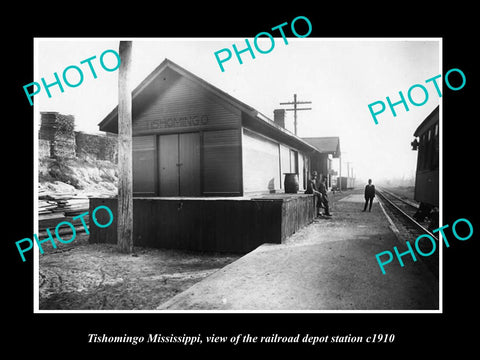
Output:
[
  {"xmin": 376, "ymin": 187, "xmax": 437, "ymax": 241},
  {"xmin": 377, "ymin": 187, "xmax": 419, "ymax": 211},
  {"xmin": 376, "ymin": 187, "xmax": 439, "ymax": 277}
]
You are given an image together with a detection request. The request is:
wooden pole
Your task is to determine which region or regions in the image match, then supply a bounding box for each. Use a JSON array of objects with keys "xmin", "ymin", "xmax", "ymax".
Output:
[
  {"xmin": 279, "ymin": 93, "xmax": 312, "ymax": 136},
  {"xmin": 293, "ymin": 93, "xmax": 297, "ymax": 136},
  {"xmin": 117, "ymin": 40, "xmax": 133, "ymax": 253},
  {"xmin": 339, "ymin": 154, "xmax": 342, "ymax": 192}
]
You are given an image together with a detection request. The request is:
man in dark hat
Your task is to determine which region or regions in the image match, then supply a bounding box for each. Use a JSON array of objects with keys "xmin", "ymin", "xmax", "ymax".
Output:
[{"xmin": 363, "ymin": 179, "xmax": 375, "ymax": 212}]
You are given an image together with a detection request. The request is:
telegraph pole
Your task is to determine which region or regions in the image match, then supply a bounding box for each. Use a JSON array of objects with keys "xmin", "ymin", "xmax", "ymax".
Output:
[
  {"xmin": 346, "ymin": 161, "xmax": 351, "ymax": 190},
  {"xmin": 117, "ymin": 40, "xmax": 133, "ymax": 254},
  {"xmin": 279, "ymin": 93, "xmax": 312, "ymax": 135}
]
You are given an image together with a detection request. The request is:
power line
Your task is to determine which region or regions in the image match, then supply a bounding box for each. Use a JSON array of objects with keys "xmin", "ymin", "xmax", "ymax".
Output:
[{"xmin": 279, "ymin": 93, "xmax": 312, "ymax": 135}]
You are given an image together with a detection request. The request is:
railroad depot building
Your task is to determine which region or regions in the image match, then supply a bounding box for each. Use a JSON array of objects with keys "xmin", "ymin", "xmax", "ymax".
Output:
[{"xmin": 91, "ymin": 59, "xmax": 340, "ymax": 252}]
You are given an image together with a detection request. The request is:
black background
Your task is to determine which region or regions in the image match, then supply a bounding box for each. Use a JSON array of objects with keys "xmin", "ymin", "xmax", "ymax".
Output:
[{"xmin": 5, "ymin": 4, "xmax": 477, "ymax": 356}]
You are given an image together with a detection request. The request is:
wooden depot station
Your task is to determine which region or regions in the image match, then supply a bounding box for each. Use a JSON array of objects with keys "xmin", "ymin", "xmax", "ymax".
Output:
[{"xmin": 90, "ymin": 59, "xmax": 341, "ymax": 253}]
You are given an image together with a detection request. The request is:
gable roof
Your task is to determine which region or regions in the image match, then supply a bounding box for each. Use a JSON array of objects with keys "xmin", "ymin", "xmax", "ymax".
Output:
[
  {"xmin": 302, "ymin": 137, "xmax": 341, "ymax": 157},
  {"xmin": 98, "ymin": 58, "xmax": 319, "ymax": 154},
  {"xmin": 99, "ymin": 58, "xmax": 260, "ymax": 130},
  {"xmin": 414, "ymin": 105, "xmax": 439, "ymax": 137}
]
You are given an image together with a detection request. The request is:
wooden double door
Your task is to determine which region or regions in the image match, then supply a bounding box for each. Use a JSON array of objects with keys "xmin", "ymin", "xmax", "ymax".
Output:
[{"xmin": 158, "ymin": 132, "xmax": 200, "ymax": 196}]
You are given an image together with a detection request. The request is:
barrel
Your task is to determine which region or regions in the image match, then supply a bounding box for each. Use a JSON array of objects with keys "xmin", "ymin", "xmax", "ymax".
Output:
[{"xmin": 284, "ymin": 173, "xmax": 299, "ymax": 194}]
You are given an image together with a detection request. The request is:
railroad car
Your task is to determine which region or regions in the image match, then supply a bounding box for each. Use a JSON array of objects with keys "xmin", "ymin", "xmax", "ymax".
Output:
[{"xmin": 411, "ymin": 106, "xmax": 439, "ymax": 228}]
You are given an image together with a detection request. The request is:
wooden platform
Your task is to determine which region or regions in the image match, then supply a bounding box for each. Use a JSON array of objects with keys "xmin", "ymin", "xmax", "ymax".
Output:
[{"xmin": 89, "ymin": 194, "xmax": 315, "ymax": 253}]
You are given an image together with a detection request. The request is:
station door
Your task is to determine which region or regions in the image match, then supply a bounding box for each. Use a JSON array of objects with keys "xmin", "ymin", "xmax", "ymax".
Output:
[{"xmin": 158, "ymin": 132, "xmax": 200, "ymax": 196}]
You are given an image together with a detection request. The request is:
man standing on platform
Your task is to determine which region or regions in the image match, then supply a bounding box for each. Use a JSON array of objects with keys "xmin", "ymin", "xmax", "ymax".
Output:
[{"xmin": 363, "ymin": 179, "xmax": 375, "ymax": 212}]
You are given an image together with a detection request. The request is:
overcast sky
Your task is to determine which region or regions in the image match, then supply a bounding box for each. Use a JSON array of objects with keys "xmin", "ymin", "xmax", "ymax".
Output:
[{"xmin": 35, "ymin": 38, "xmax": 440, "ymax": 183}]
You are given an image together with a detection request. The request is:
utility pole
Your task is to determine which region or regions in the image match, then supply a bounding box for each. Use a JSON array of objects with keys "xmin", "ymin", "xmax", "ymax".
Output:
[
  {"xmin": 339, "ymin": 155, "xmax": 342, "ymax": 191},
  {"xmin": 117, "ymin": 40, "xmax": 133, "ymax": 254},
  {"xmin": 346, "ymin": 161, "xmax": 352, "ymax": 190},
  {"xmin": 279, "ymin": 93, "xmax": 312, "ymax": 135}
]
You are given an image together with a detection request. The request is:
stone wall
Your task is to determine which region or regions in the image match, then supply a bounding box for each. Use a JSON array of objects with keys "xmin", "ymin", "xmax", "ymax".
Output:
[
  {"xmin": 38, "ymin": 139, "xmax": 51, "ymax": 158},
  {"xmin": 39, "ymin": 112, "xmax": 117, "ymax": 162},
  {"xmin": 75, "ymin": 131, "xmax": 117, "ymax": 162},
  {"xmin": 39, "ymin": 112, "xmax": 76, "ymax": 158}
]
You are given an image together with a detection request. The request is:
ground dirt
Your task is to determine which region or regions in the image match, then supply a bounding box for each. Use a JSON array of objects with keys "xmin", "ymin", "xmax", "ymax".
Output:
[
  {"xmin": 38, "ymin": 157, "xmax": 241, "ymax": 310},
  {"xmin": 159, "ymin": 188, "xmax": 439, "ymax": 311},
  {"xmin": 39, "ymin": 235, "xmax": 240, "ymax": 310}
]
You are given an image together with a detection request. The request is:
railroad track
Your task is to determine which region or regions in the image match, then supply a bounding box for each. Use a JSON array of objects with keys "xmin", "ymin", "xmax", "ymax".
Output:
[
  {"xmin": 377, "ymin": 188, "xmax": 419, "ymax": 214},
  {"xmin": 376, "ymin": 188, "xmax": 436, "ymax": 238},
  {"xmin": 376, "ymin": 187, "xmax": 439, "ymax": 277}
]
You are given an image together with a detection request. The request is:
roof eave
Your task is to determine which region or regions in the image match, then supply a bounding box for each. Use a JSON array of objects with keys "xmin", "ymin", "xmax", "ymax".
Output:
[
  {"xmin": 244, "ymin": 112, "xmax": 320, "ymax": 153},
  {"xmin": 98, "ymin": 58, "xmax": 259, "ymax": 132},
  {"xmin": 98, "ymin": 58, "xmax": 174, "ymax": 132}
]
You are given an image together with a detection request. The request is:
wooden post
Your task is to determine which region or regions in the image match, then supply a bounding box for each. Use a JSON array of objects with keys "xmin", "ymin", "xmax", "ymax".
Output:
[
  {"xmin": 117, "ymin": 41, "xmax": 133, "ymax": 253},
  {"xmin": 279, "ymin": 93, "xmax": 312, "ymax": 136}
]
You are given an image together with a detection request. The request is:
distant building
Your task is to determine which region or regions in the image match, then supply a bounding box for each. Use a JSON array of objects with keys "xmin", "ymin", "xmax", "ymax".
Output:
[{"xmin": 302, "ymin": 137, "xmax": 341, "ymax": 188}]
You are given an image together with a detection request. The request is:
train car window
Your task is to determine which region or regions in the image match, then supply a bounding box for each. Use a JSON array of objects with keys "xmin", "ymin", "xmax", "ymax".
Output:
[
  {"xmin": 432, "ymin": 124, "xmax": 439, "ymax": 170},
  {"xmin": 432, "ymin": 128, "xmax": 436, "ymax": 169},
  {"xmin": 427, "ymin": 125, "xmax": 438, "ymax": 171},
  {"xmin": 416, "ymin": 114, "xmax": 439, "ymax": 172},
  {"xmin": 425, "ymin": 130, "xmax": 432, "ymax": 170},
  {"xmin": 419, "ymin": 134, "xmax": 426, "ymax": 170}
]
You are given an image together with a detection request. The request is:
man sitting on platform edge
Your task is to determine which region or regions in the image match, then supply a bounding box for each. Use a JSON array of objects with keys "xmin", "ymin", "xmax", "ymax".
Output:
[{"xmin": 305, "ymin": 172, "xmax": 332, "ymax": 217}]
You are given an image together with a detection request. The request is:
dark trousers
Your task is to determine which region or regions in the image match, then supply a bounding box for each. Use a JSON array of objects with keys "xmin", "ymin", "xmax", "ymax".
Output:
[
  {"xmin": 314, "ymin": 193, "xmax": 322, "ymax": 213},
  {"xmin": 364, "ymin": 196, "xmax": 374, "ymax": 211},
  {"xmin": 315, "ymin": 193, "xmax": 330, "ymax": 215},
  {"xmin": 322, "ymin": 196, "xmax": 331, "ymax": 215}
]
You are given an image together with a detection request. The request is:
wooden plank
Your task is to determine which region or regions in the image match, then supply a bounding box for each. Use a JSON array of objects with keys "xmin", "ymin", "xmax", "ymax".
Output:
[
  {"xmin": 203, "ymin": 129, "xmax": 241, "ymax": 195},
  {"xmin": 132, "ymin": 71, "xmax": 241, "ymax": 135},
  {"xmin": 179, "ymin": 132, "xmax": 201, "ymax": 196},
  {"xmin": 242, "ymin": 129, "xmax": 281, "ymax": 193},
  {"xmin": 89, "ymin": 196, "xmax": 314, "ymax": 253},
  {"xmin": 133, "ymin": 135, "xmax": 156, "ymax": 195},
  {"xmin": 159, "ymin": 134, "xmax": 179, "ymax": 196}
]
